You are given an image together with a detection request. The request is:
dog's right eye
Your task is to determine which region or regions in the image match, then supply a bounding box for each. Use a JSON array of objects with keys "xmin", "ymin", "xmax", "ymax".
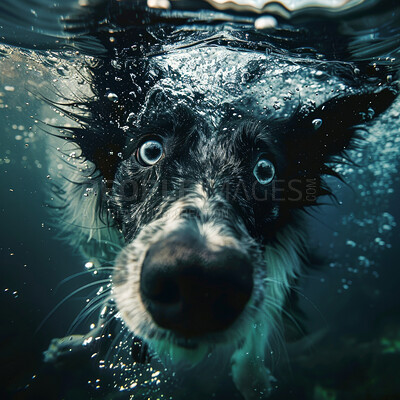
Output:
[{"xmin": 137, "ymin": 140, "xmax": 164, "ymax": 166}]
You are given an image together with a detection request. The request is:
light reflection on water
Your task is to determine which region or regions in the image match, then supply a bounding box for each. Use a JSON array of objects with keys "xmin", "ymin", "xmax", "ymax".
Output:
[{"xmin": 206, "ymin": 0, "xmax": 369, "ymax": 15}]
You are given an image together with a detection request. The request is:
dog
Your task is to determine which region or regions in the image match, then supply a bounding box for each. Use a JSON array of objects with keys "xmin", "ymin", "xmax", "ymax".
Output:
[{"xmin": 41, "ymin": 5, "xmax": 397, "ymax": 399}]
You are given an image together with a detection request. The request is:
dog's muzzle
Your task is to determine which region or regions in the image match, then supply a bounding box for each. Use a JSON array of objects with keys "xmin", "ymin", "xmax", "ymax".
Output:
[{"xmin": 140, "ymin": 226, "xmax": 253, "ymax": 338}]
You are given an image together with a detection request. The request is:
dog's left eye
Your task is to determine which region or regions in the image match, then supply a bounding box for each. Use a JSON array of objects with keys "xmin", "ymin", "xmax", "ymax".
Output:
[
  {"xmin": 137, "ymin": 140, "xmax": 164, "ymax": 166},
  {"xmin": 253, "ymin": 159, "xmax": 275, "ymax": 185}
]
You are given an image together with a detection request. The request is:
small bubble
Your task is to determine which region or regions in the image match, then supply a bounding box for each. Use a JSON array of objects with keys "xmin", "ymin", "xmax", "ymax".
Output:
[
  {"xmin": 312, "ymin": 118, "xmax": 323, "ymax": 130},
  {"xmin": 127, "ymin": 112, "xmax": 135, "ymax": 123},
  {"xmin": 358, "ymin": 256, "xmax": 370, "ymax": 268},
  {"xmin": 107, "ymin": 92, "xmax": 119, "ymax": 102}
]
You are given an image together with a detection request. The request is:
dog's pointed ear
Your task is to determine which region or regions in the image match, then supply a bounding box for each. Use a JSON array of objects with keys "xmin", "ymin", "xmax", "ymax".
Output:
[{"xmin": 285, "ymin": 87, "xmax": 397, "ymax": 166}]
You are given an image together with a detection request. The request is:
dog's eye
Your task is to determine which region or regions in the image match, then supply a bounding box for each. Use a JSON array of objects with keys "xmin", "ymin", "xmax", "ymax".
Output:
[
  {"xmin": 137, "ymin": 140, "xmax": 163, "ymax": 166},
  {"xmin": 253, "ymin": 159, "xmax": 275, "ymax": 185}
]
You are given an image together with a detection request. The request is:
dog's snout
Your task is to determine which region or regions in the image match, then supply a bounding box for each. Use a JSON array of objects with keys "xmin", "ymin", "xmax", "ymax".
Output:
[{"xmin": 140, "ymin": 229, "xmax": 253, "ymax": 338}]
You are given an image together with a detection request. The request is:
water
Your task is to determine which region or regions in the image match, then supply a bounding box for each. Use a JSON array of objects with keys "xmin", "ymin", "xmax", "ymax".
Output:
[{"xmin": 1, "ymin": 1, "xmax": 400, "ymax": 399}]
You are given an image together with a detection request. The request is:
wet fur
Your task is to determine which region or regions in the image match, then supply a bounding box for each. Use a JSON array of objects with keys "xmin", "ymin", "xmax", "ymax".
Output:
[{"xmin": 42, "ymin": 22, "xmax": 397, "ymax": 400}]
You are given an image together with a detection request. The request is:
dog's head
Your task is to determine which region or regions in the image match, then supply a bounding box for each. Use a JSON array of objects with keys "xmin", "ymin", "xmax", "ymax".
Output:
[
  {"xmin": 103, "ymin": 81, "xmax": 395, "ymax": 360},
  {"xmin": 49, "ymin": 30, "xmax": 396, "ymax": 364}
]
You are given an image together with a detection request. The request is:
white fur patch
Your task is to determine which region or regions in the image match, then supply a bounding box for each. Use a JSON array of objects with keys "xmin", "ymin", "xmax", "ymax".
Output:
[{"xmin": 46, "ymin": 136, "xmax": 123, "ymax": 266}]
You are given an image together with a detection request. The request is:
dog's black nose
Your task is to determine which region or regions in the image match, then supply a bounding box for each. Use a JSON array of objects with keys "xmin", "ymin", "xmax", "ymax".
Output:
[{"xmin": 140, "ymin": 229, "xmax": 253, "ymax": 338}]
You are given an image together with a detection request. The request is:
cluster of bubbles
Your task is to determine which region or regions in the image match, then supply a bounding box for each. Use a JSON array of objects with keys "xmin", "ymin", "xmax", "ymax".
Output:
[{"xmin": 327, "ymin": 93, "xmax": 400, "ymax": 292}]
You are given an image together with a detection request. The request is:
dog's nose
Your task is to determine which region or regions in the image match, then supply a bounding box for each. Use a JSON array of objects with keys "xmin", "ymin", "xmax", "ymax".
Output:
[{"xmin": 140, "ymin": 229, "xmax": 253, "ymax": 338}]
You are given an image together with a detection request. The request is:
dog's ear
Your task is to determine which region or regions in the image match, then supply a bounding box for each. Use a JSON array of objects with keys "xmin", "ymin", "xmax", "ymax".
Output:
[
  {"xmin": 277, "ymin": 87, "xmax": 397, "ymax": 208},
  {"xmin": 285, "ymin": 87, "xmax": 397, "ymax": 168}
]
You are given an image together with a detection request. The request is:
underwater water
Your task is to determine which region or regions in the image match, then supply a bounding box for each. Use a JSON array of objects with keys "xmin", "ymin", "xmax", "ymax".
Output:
[{"xmin": 1, "ymin": 0, "xmax": 400, "ymax": 399}]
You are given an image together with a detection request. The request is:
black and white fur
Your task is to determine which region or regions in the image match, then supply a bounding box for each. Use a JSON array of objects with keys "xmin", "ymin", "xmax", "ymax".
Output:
[{"xmin": 41, "ymin": 13, "xmax": 397, "ymax": 400}]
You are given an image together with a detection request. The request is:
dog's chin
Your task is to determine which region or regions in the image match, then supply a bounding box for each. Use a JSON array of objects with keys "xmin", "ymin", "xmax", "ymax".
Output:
[
  {"xmin": 150, "ymin": 334, "xmax": 210, "ymax": 366},
  {"xmin": 148, "ymin": 327, "xmax": 239, "ymax": 368},
  {"xmin": 173, "ymin": 336, "xmax": 199, "ymax": 350}
]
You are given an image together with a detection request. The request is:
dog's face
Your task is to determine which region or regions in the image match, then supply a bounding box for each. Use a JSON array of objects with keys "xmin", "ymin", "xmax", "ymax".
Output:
[
  {"xmin": 38, "ymin": 18, "xmax": 397, "ymax": 398},
  {"xmin": 43, "ymin": 26, "xmax": 396, "ymax": 370},
  {"xmin": 111, "ymin": 96, "xmax": 278, "ymax": 352},
  {"xmin": 102, "ymin": 52, "xmax": 395, "ymax": 360}
]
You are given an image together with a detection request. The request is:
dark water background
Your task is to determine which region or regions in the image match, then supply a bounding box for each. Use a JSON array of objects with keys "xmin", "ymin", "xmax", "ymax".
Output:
[{"xmin": 1, "ymin": 1, "xmax": 400, "ymax": 399}]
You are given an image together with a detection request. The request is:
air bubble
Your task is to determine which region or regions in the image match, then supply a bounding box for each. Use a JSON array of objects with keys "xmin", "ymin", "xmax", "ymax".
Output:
[
  {"xmin": 312, "ymin": 118, "xmax": 323, "ymax": 130},
  {"xmin": 107, "ymin": 92, "xmax": 119, "ymax": 102},
  {"xmin": 85, "ymin": 262, "xmax": 94, "ymax": 269},
  {"xmin": 358, "ymin": 256, "xmax": 370, "ymax": 268}
]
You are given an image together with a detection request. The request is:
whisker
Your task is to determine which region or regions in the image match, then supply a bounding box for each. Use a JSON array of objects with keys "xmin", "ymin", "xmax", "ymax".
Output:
[
  {"xmin": 35, "ymin": 279, "xmax": 110, "ymax": 334},
  {"xmin": 263, "ymin": 297, "xmax": 305, "ymax": 338},
  {"xmin": 54, "ymin": 268, "xmax": 113, "ymax": 293},
  {"xmin": 264, "ymin": 277, "xmax": 326, "ymax": 325},
  {"xmin": 112, "ymin": 329, "xmax": 133, "ymax": 365},
  {"xmin": 104, "ymin": 324, "xmax": 129, "ymax": 365},
  {"xmin": 98, "ymin": 240, "xmax": 124, "ymax": 252},
  {"xmin": 67, "ymin": 290, "xmax": 112, "ymax": 334}
]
